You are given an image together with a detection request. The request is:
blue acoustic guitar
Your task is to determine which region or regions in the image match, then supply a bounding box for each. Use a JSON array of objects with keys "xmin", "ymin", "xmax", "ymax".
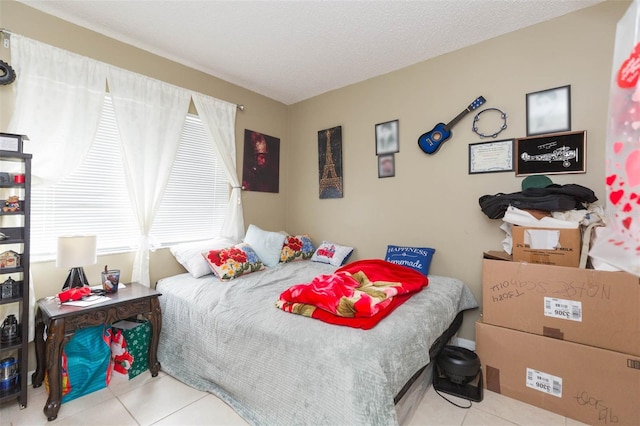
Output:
[{"xmin": 418, "ymin": 96, "xmax": 486, "ymax": 154}]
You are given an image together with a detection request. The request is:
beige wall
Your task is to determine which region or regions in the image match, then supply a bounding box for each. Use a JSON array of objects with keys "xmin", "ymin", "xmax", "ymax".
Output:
[
  {"xmin": 0, "ymin": 0, "xmax": 630, "ymax": 345},
  {"xmin": 286, "ymin": 0, "xmax": 630, "ymax": 340}
]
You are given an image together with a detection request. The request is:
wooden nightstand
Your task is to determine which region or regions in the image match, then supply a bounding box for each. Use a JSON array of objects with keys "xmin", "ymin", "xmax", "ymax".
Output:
[{"xmin": 31, "ymin": 283, "xmax": 162, "ymax": 421}]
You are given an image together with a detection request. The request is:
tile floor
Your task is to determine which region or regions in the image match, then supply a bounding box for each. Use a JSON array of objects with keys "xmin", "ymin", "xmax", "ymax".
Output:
[{"xmin": 1, "ymin": 371, "xmax": 588, "ymax": 426}]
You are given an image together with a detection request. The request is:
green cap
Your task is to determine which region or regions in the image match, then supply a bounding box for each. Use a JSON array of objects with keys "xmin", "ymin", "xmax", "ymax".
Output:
[{"xmin": 522, "ymin": 175, "xmax": 553, "ymax": 190}]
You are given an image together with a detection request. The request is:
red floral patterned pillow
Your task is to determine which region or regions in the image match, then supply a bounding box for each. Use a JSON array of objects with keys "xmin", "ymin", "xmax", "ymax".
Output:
[
  {"xmin": 202, "ymin": 243, "xmax": 264, "ymax": 281},
  {"xmin": 280, "ymin": 235, "xmax": 316, "ymax": 263}
]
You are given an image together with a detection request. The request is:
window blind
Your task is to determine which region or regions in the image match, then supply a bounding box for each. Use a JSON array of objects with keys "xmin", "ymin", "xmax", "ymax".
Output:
[{"xmin": 31, "ymin": 96, "xmax": 229, "ymax": 260}]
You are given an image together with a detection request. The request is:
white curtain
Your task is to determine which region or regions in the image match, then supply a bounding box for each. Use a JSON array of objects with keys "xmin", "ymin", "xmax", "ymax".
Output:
[
  {"xmin": 192, "ymin": 93, "xmax": 245, "ymax": 242},
  {"xmin": 6, "ymin": 35, "xmax": 107, "ymax": 341},
  {"xmin": 6, "ymin": 34, "xmax": 241, "ymax": 292},
  {"xmin": 107, "ymin": 67, "xmax": 191, "ymax": 287},
  {"xmin": 8, "ymin": 34, "xmax": 107, "ymax": 187}
]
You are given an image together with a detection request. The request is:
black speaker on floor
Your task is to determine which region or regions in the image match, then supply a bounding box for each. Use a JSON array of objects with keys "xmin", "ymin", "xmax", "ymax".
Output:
[{"xmin": 433, "ymin": 345, "xmax": 483, "ymax": 402}]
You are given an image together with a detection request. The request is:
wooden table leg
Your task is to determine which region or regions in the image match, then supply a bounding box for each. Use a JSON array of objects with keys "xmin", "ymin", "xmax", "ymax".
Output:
[
  {"xmin": 31, "ymin": 308, "xmax": 45, "ymax": 387},
  {"xmin": 43, "ymin": 318, "xmax": 69, "ymax": 422},
  {"xmin": 144, "ymin": 296, "xmax": 162, "ymax": 377}
]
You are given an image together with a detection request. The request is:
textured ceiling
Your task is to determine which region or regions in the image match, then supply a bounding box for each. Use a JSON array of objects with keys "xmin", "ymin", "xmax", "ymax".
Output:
[{"xmin": 17, "ymin": 0, "xmax": 604, "ymax": 105}]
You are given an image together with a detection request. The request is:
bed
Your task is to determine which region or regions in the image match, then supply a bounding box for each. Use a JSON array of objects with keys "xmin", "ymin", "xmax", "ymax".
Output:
[{"xmin": 156, "ymin": 260, "xmax": 477, "ymax": 425}]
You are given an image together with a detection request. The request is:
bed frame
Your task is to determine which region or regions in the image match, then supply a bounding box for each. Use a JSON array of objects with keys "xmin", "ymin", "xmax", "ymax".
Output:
[{"xmin": 394, "ymin": 311, "xmax": 464, "ymax": 423}]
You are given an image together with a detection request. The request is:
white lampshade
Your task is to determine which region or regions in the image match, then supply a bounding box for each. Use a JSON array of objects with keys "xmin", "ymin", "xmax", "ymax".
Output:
[{"xmin": 56, "ymin": 235, "xmax": 97, "ymax": 268}]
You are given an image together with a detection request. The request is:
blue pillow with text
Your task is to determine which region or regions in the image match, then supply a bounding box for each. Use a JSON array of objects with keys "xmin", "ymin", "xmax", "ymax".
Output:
[{"xmin": 384, "ymin": 245, "xmax": 435, "ymax": 276}]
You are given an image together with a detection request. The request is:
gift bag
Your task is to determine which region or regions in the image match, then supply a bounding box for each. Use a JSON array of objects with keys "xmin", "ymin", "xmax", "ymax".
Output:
[
  {"xmin": 589, "ymin": 0, "xmax": 640, "ymax": 277},
  {"xmin": 111, "ymin": 319, "xmax": 150, "ymax": 380},
  {"xmin": 44, "ymin": 325, "xmax": 112, "ymax": 403}
]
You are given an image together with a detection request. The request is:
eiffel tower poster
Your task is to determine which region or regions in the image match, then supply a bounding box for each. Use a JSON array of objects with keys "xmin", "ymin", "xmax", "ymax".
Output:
[{"xmin": 318, "ymin": 126, "xmax": 343, "ymax": 199}]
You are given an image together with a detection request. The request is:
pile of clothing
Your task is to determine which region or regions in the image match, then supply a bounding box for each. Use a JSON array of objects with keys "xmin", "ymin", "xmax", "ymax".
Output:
[{"xmin": 479, "ymin": 175, "xmax": 619, "ymax": 271}]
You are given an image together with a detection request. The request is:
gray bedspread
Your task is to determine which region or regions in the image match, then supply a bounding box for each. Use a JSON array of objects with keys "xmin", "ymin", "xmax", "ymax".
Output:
[{"xmin": 156, "ymin": 261, "xmax": 477, "ymax": 425}]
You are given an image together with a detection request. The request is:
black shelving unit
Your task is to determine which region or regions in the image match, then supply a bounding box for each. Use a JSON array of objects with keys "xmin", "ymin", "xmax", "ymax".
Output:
[{"xmin": 0, "ymin": 140, "xmax": 31, "ymax": 409}]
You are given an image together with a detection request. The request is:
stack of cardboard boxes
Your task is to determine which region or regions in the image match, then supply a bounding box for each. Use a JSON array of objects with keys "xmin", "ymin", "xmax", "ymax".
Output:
[{"xmin": 477, "ymin": 227, "xmax": 640, "ymax": 425}]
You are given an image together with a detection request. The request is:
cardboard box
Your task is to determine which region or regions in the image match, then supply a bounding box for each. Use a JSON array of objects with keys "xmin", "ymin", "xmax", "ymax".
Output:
[
  {"xmin": 512, "ymin": 225, "xmax": 581, "ymax": 267},
  {"xmin": 476, "ymin": 320, "xmax": 640, "ymax": 426},
  {"xmin": 482, "ymin": 258, "xmax": 640, "ymax": 356}
]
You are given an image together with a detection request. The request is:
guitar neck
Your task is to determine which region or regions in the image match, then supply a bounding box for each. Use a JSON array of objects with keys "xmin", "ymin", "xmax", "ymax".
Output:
[{"xmin": 445, "ymin": 107, "xmax": 471, "ymax": 130}]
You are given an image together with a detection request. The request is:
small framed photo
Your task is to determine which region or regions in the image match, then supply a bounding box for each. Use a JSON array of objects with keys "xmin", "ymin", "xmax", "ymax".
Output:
[
  {"xmin": 526, "ymin": 85, "xmax": 571, "ymax": 136},
  {"xmin": 375, "ymin": 119, "xmax": 399, "ymax": 155},
  {"xmin": 0, "ymin": 133, "xmax": 26, "ymax": 153},
  {"xmin": 378, "ymin": 154, "xmax": 395, "ymax": 178},
  {"xmin": 515, "ymin": 130, "xmax": 586, "ymax": 176},
  {"xmin": 468, "ymin": 139, "xmax": 514, "ymax": 174}
]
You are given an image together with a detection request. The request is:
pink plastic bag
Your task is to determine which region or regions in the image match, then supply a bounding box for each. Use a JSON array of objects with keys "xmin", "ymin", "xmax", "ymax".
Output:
[{"xmin": 590, "ymin": 0, "xmax": 640, "ymax": 277}]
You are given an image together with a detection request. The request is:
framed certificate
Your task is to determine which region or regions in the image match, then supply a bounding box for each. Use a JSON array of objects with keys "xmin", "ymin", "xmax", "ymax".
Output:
[{"xmin": 468, "ymin": 139, "xmax": 514, "ymax": 174}]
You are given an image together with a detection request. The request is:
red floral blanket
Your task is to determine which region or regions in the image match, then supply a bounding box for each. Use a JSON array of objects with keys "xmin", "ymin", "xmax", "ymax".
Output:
[{"xmin": 275, "ymin": 259, "xmax": 428, "ymax": 329}]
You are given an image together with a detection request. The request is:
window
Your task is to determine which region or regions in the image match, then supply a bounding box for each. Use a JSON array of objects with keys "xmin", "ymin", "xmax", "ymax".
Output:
[
  {"xmin": 150, "ymin": 114, "xmax": 229, "ymax": 244},
  {"xmin": 31, "ymin": 96, "xmax": 229, "ymax": 260}
]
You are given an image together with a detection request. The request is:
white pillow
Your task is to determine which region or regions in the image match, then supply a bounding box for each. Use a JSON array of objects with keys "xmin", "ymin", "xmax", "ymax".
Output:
[
  {"xmin": 243, "ymin": 224, "xmax": 286, "ymax": 267},
  {"xmin": 170, "ymin": 237, "xmax": 237, "ymax": 278},
  {"xmin": 311, "ymin": 241, "xmax": 354, "ymax": 266}
]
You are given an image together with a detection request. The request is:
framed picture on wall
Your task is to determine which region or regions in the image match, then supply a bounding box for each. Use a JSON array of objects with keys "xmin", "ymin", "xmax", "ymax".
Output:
[
  {"xmin": 318, "ymin": 126, "xmax": 344, "ymax": 199},
  {"xmin": 241, "ymin": 129, "xmax": 280, "ymax": 193},
  {"xmin": 515, "ymin": 130, "xmax": 586, "ymax": 176},
  {"xmin": 378, "ymin": 154, "xmax": 395, "ymax": 178},
  {"xmin": 468, "ymin": 139, "xmax": 514, "ymax": 174},
  {"xmin": 375, "ymin": 119, "xmax": 399, "ymax": 155},
  {"xmin": 526, "ymin": 85, "xmax": 571, "ymax": 136}
]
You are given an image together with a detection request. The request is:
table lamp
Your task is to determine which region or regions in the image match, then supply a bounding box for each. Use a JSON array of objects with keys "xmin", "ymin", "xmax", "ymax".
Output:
[{"xmin": 56, "ymin": 235, "xmax": 97, "ymax": 290}]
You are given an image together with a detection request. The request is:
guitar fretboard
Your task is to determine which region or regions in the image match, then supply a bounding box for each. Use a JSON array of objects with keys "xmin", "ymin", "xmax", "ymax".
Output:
[
  {"xmin": 446, "ymin": 108, "xmax": 472, "ymax": 130},
  {"xmin": 446, "ymin": 96, "xmax": 486, "ymax": 129}
]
